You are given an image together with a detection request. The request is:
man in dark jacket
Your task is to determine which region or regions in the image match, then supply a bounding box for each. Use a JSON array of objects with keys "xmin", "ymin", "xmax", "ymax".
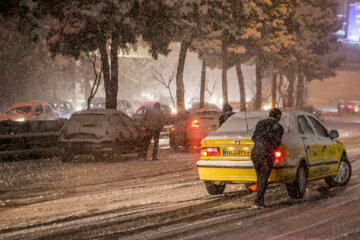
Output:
[
  {"xmin": 250, "ymin": 108, "xmax": 284, "ymax": 209},
  {"xmin": 219, "ymin": 103, "xmax": 235, "ymax": 127},
  {"xmin": 141, "ymin": 102, "xmax": 164, "ymax": 160}
]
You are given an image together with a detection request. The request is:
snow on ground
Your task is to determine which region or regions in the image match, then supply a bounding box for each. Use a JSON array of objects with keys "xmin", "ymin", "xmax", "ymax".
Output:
[{"xmin": 0, "ymin": 116, "xmax": 359, "ymax": 239}]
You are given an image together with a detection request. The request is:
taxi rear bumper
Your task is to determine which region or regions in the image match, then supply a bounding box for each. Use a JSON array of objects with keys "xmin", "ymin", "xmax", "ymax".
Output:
[{"xmin": 197, "ymin": 160, "xmax": 294, "ymax": 183}]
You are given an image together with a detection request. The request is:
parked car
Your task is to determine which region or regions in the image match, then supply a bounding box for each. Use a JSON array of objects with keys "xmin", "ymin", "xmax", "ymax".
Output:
[
  {"xmin": 170, "ymin": 108, "xmax": 222, "ymax": 151},
  {"xmin": 82, "ymin": 98, "xmax": 134, "ymax": 116},
  {"xmin": 49, "ymin": 100, "xmax": 75, "ymax": 119},
  {"xmin": 132, "ymin": 102, "xmax": 175, "ymax": 126},
  {"xmin": 58, "ymin": 109, "xmax": 144, "ymax": 161},
  {"xmin": 197, "ymin": 110, "xmax": 351, "ymax": 198},
  {"xmin": 0, "ymin": 101, "xmax": 59, "ymax": 122}
]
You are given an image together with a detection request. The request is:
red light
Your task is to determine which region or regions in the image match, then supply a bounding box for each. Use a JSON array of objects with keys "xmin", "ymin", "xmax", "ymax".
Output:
[
  {"xmin": 201, "ymin": 148, "xmax": 207, "ymax": 156},
  {"xmin": 191, "ymin": 119, "xmax": 200, "ymax": 128},
  {"xmin": 201, "ymin": 147, "xmax": 219, "ymax": 156},
  {"xmin": 274, "ymin": 149, "xmax": 283, "ymax": 158},
  {"xmin": 248, "ymin": 185, "xmax": 257, "ymax": 191},
  {"xmin": 347, "ymin": 105, "xmax": 354, "ymax": 109}
]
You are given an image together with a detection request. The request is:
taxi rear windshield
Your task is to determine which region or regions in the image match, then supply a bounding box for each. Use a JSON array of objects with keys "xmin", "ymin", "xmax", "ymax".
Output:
[{"xmin": 218, "ymin": 114, "xmax": 288, "ymax": 133}]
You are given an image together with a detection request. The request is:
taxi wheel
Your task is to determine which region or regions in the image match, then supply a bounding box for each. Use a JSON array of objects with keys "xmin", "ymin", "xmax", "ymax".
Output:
[
  {"xmin": 325, "ymin": 156, "xmax": 352, "ymax": 187},
  {"xmin": 205, "ymin": 181, "xmax": 226, "ymax": 195},
  {"xmin": 286, "ymin": 164, "xmax": 307, "ymax": 199}
]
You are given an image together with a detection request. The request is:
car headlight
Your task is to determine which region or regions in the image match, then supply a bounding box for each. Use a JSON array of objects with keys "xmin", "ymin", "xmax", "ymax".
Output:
[{"xmin": 15, "ymin": 118, "xmax": 25, "ymax": 122}]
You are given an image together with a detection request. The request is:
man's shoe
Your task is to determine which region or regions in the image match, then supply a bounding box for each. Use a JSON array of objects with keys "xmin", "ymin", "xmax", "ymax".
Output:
[{"xmin": 250, "ymin": 204, "xmax": 266, "ymax": 210}]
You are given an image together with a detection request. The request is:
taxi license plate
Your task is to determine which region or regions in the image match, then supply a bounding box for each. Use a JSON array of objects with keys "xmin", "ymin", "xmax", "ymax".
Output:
[{"xmin": 223, "ymin": 148, "xmax": 251, "ymax": 156}]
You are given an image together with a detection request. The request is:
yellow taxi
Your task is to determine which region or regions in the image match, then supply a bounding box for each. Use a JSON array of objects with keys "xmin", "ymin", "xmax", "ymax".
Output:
[{"xmin": 197, "ymin": 110, "xmax": 352, "ymax": 199}]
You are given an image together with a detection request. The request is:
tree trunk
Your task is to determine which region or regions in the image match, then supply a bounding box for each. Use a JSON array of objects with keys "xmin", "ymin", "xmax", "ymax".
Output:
[
  {"xmin": 176, "ymin": 41, "xmax": 189, "ymax": 113},
  {"xmin": 271, "ymin": 71, "xmax": 277, "ymax": 108},
  {"xmin": 236, "ymin": 64, "xmax": 246, "ymax": 111},
  {"xmin": 98, "ymin": 38, "xmax": 112, "ymax": 108},
  {"xmin": 255, "ymin": 64, "xmax": 262, "ymax": 110},
  {"xmin": 200, "ymin": 60, "xmax": 206, "ymax": 109},
  {"xmin": 84, "ymin": 78, "xmax": 91, "ymax": 102},
  {"xmin": 286, "ymin": 73, "xmax": 295, "ymax": 108},
  {"xmin": 107, "ymin": 32, "xmax": 119, "ymax": 109},
  {"xmin": 221, "ymin": 37, "xmax": 228, "ymax": 105},
  {"xmin": 277, "ymin": 74, "xmax": 285, "ymax": 108},
  {"xmin": 296, "ymin": 68, "xmax": 304, "ymax": 109}
]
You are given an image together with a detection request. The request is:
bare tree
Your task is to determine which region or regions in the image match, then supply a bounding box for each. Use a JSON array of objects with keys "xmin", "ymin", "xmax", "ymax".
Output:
[
  {"xmin": 118, "ymin": 58, "xmax": 153, "ymax": 94},
  {"xmin": 205, "ymin": 81, "xmax": 216, "ymax": 100},
  {"xmin": 86, "ymin": 52, "xmax": 102, "ymax": 109},
  {"xmin": 150, "ymin": 66, "xmax": 176, "ymax": 107}
]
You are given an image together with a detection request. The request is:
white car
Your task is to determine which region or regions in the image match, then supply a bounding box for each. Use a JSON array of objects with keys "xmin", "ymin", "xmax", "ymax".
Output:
[
  {"xmin": 0, "ymin": 101, "xmax": 59, "ymax": 122},
  {"xmin": 59, "ymin": 109, "xmax": 144, "ymax": 161}
]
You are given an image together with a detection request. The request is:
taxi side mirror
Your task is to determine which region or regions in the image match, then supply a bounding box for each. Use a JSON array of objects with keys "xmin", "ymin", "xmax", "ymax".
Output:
[{"xmin": 329, "ymin": 129, "xmax": 339, "ymax": 138}]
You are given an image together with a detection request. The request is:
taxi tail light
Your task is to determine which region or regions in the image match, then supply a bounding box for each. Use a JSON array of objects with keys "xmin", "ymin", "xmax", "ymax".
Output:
[
  {"xmin": 347, "ymin": 104, "xmax": 353, "ymax": 109},
  {"xmin": 201, "ymin": 147, "xmax": 219, "ymax": 156},
  {"xmin": 274, "ymin": 149, "xmax": 283, "ymax": 158},
  {"xmin": 190, "ymin": 119, "xmax": 200, "ymax": 128},
  {"xmin": 273, "ymin": 149, "xmax": 284, "ymax": 165}
]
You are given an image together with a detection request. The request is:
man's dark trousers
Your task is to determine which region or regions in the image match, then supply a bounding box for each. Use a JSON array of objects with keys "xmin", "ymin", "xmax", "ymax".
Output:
[
  {"xmin": 143, "ymin": 129, "xmax": 160, "ymax": 160},
  {"xmin": 252, "ymin": 154, "xmax": 274, "ymax": 206}
]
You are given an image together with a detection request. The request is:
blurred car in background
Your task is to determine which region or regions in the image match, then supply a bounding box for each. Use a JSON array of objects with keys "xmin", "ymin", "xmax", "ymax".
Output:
[
  {"xmin": 0, "ymin": 101, "xmax": 59, "ymax": 122},
  {"xmin": 169, "ymin": 108, "xmax": 222, "ymax": 151},
  {"xmin": 132, "ymin": 102, "xmax": 175, "ymax": 126},
  {"xmin": 343, "ymin": 100, "xmax": 360, "ymax": 115},
  {"xmin": 58, "ymin": 109, "xmax": 144, "ymax": 161},
  {"xmin": 49, "ymin": 100, "xmax": 75, "ymax": 119},
  {"xmin": 82, "ymin": 98, "xmax": 134, "ymax": 116}
]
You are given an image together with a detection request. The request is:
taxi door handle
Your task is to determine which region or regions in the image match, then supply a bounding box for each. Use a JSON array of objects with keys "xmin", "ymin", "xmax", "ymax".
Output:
[{"xmin": 306, "ymin": 145, "xmax": 310, "ymax": 150}]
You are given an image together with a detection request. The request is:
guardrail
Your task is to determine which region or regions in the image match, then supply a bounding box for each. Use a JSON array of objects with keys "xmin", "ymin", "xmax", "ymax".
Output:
[{"xmin": 0, "ymin": 120, "xmax": 64, "ymax": 161}]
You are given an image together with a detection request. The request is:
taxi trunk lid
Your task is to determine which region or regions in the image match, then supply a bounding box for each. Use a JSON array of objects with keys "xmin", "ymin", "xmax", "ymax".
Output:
[{"xmin": 201, "ymin": 131, "xmax": 254, "ymax": 160}]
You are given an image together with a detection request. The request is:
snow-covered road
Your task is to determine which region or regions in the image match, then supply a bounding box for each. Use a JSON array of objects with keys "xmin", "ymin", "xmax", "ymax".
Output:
[{"xmin": 0, "ymin": 116, "xmax": 359, "ymax": 240}]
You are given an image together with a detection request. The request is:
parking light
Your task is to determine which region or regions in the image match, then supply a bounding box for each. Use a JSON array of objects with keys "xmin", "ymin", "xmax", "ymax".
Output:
[
  {"xmin": 201, "ymin": 147, "xmax": 219, "ymax": 156},
  {"xmin": 191, "ymin": 119, "xmax": 200, "ymax": 128}
]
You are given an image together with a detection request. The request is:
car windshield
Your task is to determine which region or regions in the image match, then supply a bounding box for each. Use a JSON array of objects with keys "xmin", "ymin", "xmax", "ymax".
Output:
[
  {"xmin": 7, "ymin": 106, "xmax": 32, "ymax": 114},
  {"xmin": 218, "ymin": 113, "xmax": 288, "ymax": 133}
]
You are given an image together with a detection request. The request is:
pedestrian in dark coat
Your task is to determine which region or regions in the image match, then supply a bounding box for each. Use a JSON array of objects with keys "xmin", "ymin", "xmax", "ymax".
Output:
[
  {"xmin": 219, "ymin": 103, "xmax": 235, "ymax": 127},
  {"xmin": 141, "ymin": 103, "xmax": 164, "ymax": 160},
  {"xmin": 250, "ymin": 108, "xmax": 284, "ymax": 209}
]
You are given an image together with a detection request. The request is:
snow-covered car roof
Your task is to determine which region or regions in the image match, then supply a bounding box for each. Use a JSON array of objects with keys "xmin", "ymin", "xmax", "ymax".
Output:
[
  {"xmin": 216, "ymin": 110, "xmax": 298, "ymax": 134},
  {"xmin": 8, "ymin": 100, "xmax": 50, "ymax": 109},
  {"xmin": 72, "ymin": 109, "xmax": 125, "ymax": 116}
]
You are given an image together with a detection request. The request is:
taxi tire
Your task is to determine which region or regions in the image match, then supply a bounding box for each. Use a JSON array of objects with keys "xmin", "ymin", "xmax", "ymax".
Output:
[
  {"xmin": 325, "ymin": 156, "xmax": 351, "ymax": 187},
  {"xmin": 286, "ymin": 164, "xmax": 307, "ymax": 199},
  {"xmin": 205, "ymin": 181, "xmax": 226, "ymax": 195}
]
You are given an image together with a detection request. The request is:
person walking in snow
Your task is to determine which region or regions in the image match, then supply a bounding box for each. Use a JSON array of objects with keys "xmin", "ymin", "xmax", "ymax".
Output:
[
  {"xmin": 250, "ymin": 108, "xmax": 284, "ymax": 209},
  {"xmin": 219, "ymin": 103, "xmax": 235, "ymax": 127},
  {"xmin": 141, "ymin": 102, "xmax": 164, "ymax": 160}
]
